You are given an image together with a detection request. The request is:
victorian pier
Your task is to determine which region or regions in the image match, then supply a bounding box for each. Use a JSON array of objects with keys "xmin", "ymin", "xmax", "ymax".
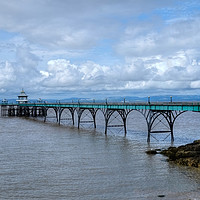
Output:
[{"xmin": 1, "ymin": 99, "xmax": 200, "ymax": 142}]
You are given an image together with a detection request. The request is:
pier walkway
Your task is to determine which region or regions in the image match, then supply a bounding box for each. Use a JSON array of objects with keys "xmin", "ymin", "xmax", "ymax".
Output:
[{"xmin": 1, "ymin": 101, "xmax": 200, "ymax": 142}]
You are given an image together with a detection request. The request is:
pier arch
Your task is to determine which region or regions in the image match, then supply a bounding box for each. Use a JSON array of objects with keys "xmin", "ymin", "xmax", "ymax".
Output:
[
  {"xmin": 103, "ymin": 109, "xmax": 127, "ymax": 136},
  {"xmin": 76, "ymin": 108, "xmax": 98, "ymax": 129},
  {"xmin": 95, "ymin": 109, "xmax": 105, "ymax": 131},
  {"xmin": 173, "ymin": 111, "xmax": 200, "ymax": 141},
  {"xmin": 126, "ymin": 109, "xmax": 185, "ymax": 142},
  {"xmin": 44, "ymin": 107, "xmax": 59, "ymax": 123},
  {"xmin": 142, "ymin": 110, "xmax": 185, "ymax": 142},
  {"xmin": 126, "ymin": 109, "xmax": 148, "ymax": 136},
  {"xmin": 59, "ymin": 107, "xmax": 75, "ymax": 126}
]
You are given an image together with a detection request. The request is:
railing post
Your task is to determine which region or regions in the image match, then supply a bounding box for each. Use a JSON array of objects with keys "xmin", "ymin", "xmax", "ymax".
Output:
[{"xmin": 148, "ymin": 96, "xmax": 150, "ymax": 104}]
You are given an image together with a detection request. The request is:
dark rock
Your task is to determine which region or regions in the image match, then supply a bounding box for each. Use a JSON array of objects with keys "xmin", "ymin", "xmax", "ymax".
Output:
[
  {"xmin": 175, "ymin": 150, "xmax": 197, "ymax": 159},
  {"xmin": 193, "ymin": 140, "xmax": 200, "ymax": 144},
  {"xmin": 146, "ymin": 150, "xmax": 157, "ymax": 155},
  {"xmin": 193, "ymin": 144, "xmax": 200, "ymax": 151},
  {"xmin": 160, "ymin": 147, "xmax": 178, "ymax": 160},
  {"xmin": 160, "ymin": 139, "xmax": 200, "ymax": 168},
  {"xmin": 157, "ymin": 194, "xmax": 165, "ymax": 198}
]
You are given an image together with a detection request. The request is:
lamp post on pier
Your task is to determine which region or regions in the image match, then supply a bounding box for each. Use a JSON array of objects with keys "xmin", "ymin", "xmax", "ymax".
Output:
[{"xmin": 148, "ymin": 96, "xmax": 150, "ymax": 104}]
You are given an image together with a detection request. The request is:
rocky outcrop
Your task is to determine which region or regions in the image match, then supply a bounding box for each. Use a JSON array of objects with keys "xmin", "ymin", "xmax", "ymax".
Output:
[{"xmin": 160, "ymin": 140, "xmax": 200, "ymax": 168}]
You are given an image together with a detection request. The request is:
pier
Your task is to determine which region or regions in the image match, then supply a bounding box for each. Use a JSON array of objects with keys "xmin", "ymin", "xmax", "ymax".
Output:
[{"xmin": 1, "ymin": 101, "xmax": 200, "ymax": 142}]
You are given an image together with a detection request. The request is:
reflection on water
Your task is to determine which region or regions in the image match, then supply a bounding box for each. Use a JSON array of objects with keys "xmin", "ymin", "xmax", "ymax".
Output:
[{"xmin": 0, "ymin": 111, "xmax": 200, "ymax": 199}]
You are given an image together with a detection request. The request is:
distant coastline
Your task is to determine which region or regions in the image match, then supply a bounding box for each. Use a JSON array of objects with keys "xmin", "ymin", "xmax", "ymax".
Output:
[{"xmin": 3, "ymin": 94, "xmax": 200, "ymax": 104}]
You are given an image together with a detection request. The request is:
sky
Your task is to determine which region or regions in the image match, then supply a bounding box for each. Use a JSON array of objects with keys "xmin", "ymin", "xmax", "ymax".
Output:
[{"xmin": 1, "ymin": 0, "xmax": 200, "ymax": 100}]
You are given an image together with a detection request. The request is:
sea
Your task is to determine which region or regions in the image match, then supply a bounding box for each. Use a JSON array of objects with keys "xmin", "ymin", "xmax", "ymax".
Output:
[{"xmin": 0, "ymin": 108, "xmax": 200, "ymax": 200}]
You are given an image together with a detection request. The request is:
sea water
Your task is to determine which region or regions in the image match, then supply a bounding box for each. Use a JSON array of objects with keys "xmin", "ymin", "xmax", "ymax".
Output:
[{"xmin": 0, "ymin": 110, "xmax": 200, "ymax": 199}]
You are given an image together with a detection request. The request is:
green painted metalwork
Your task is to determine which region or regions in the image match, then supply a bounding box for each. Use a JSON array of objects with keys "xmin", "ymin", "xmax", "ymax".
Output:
[{"xmin": 3, "ymin": 102, "xmax": 200, "ymax": 112}]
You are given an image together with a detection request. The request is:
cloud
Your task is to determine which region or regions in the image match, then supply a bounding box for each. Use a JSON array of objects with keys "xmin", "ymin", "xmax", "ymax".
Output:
[
  {"xmin": 1, "ymin": 0, "xmax": 200, "ymax": 98},
  {"xmin": 0, "ymin": 45, "xmax": 43, "ymax": 95},
  {"xmin": 0, "ymin": 61, "xmax": 16, "ymax": 89},
  {"xmin": 0, "ymin": 0, "xmax": 177, "ymax": 50},
  {"xmin": 1, "ymin": 51, "xmax": 200, "ymax": 98},
  {"xmin": 41, "ymin": 60, "xmax": 111, "ymax": 90},
  {"xmin": 42, "ymin": 59, "xmax": 82, "ymax": 88},
  {"xmin": 39, "ymin": 51, "xmax": 200, "ymax": 93},
  {"xmin": 116, "ymin": 17, "xmax": 200, "ymax": 58}
]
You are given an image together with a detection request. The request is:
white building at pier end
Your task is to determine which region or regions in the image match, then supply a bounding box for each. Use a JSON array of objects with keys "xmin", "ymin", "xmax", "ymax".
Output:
[{"xmin": 16, "ymin": 89, "xmax": 28, "ymax": 104}]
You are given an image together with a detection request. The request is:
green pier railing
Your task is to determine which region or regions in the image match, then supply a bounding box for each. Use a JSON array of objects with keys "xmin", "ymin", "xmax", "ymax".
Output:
[{"xmin": 6, "ymin": 101, "xmax": 200, "ymax": 112}]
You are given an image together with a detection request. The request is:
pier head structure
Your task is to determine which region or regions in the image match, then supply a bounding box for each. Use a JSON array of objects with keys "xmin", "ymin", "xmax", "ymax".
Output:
[
  {"xmin": 16, "ymin": 89, "xmax": 28, "ymax": 104},
  {"xmin": 1, "ymin": 100, "xmax": 200, "ymax": 142}
]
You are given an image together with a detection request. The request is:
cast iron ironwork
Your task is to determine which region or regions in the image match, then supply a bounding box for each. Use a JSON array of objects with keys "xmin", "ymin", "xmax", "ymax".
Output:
[{"xmin": 1, "ymin": 101, "xmax": 198, "ymax": 142}]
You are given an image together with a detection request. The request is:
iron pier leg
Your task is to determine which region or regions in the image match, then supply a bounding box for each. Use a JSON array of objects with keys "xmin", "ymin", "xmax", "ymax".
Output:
[
  {"xmin": 58, "ymin": 112, "xmax": 61, "ymax": 125},
  {"xmin": 77, "ymin": 111, "xmax": 82, "ymax": 129},
  {"xmin": 78, "ymin": 116, "xmax": 80, "ymax": 129},
  {"xmin": 93, "ymin": 115, "xmax": 96, "ymax": 129},
  {"xmin": 147, "ymin": 110, "xmax": 152, "ymax": 143},
  {"xmin": 92, "ymin": 109, "xmax": 97, "ymax": 129},
  {"xmin": 72, "ymin": 111, "xmax": 75, "ymax": 126},
  {"xmin": 147, "ymin": 128, "xmax": 151, "ymax": 143},
  {"xmin": 169, "ymin": 122, "xmax": 174, "ymax": 142},
  {"xmin": 123, "ymin": 118, "xmax": 127, "ymax": 136},
  {"xmin": 43, "ymin": 108, "xmax": 47, "ymax": 122},
  {"xmin": 168, "ymin": 111, "xmax": 174, "ymax": 143},
  {"xmin": 105, "ymin": 119, "xmax": 108, "ymax": 135},
  {"xmin": 56, "ymin": 111, "xmax": 59, "ymax": 123}
]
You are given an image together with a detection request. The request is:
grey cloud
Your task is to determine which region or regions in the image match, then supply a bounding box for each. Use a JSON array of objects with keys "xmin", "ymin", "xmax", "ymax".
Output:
[
  {"xmin": 116, "ymin": 17, "xmax": 200, "ymax": 58},
  {"xmin": 160, "ymin": 64, "xmax": 200, "ymax": 82},
  {"xmin": 0, "ymin": 0, "xmax": 177, "ymax": 50}
]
